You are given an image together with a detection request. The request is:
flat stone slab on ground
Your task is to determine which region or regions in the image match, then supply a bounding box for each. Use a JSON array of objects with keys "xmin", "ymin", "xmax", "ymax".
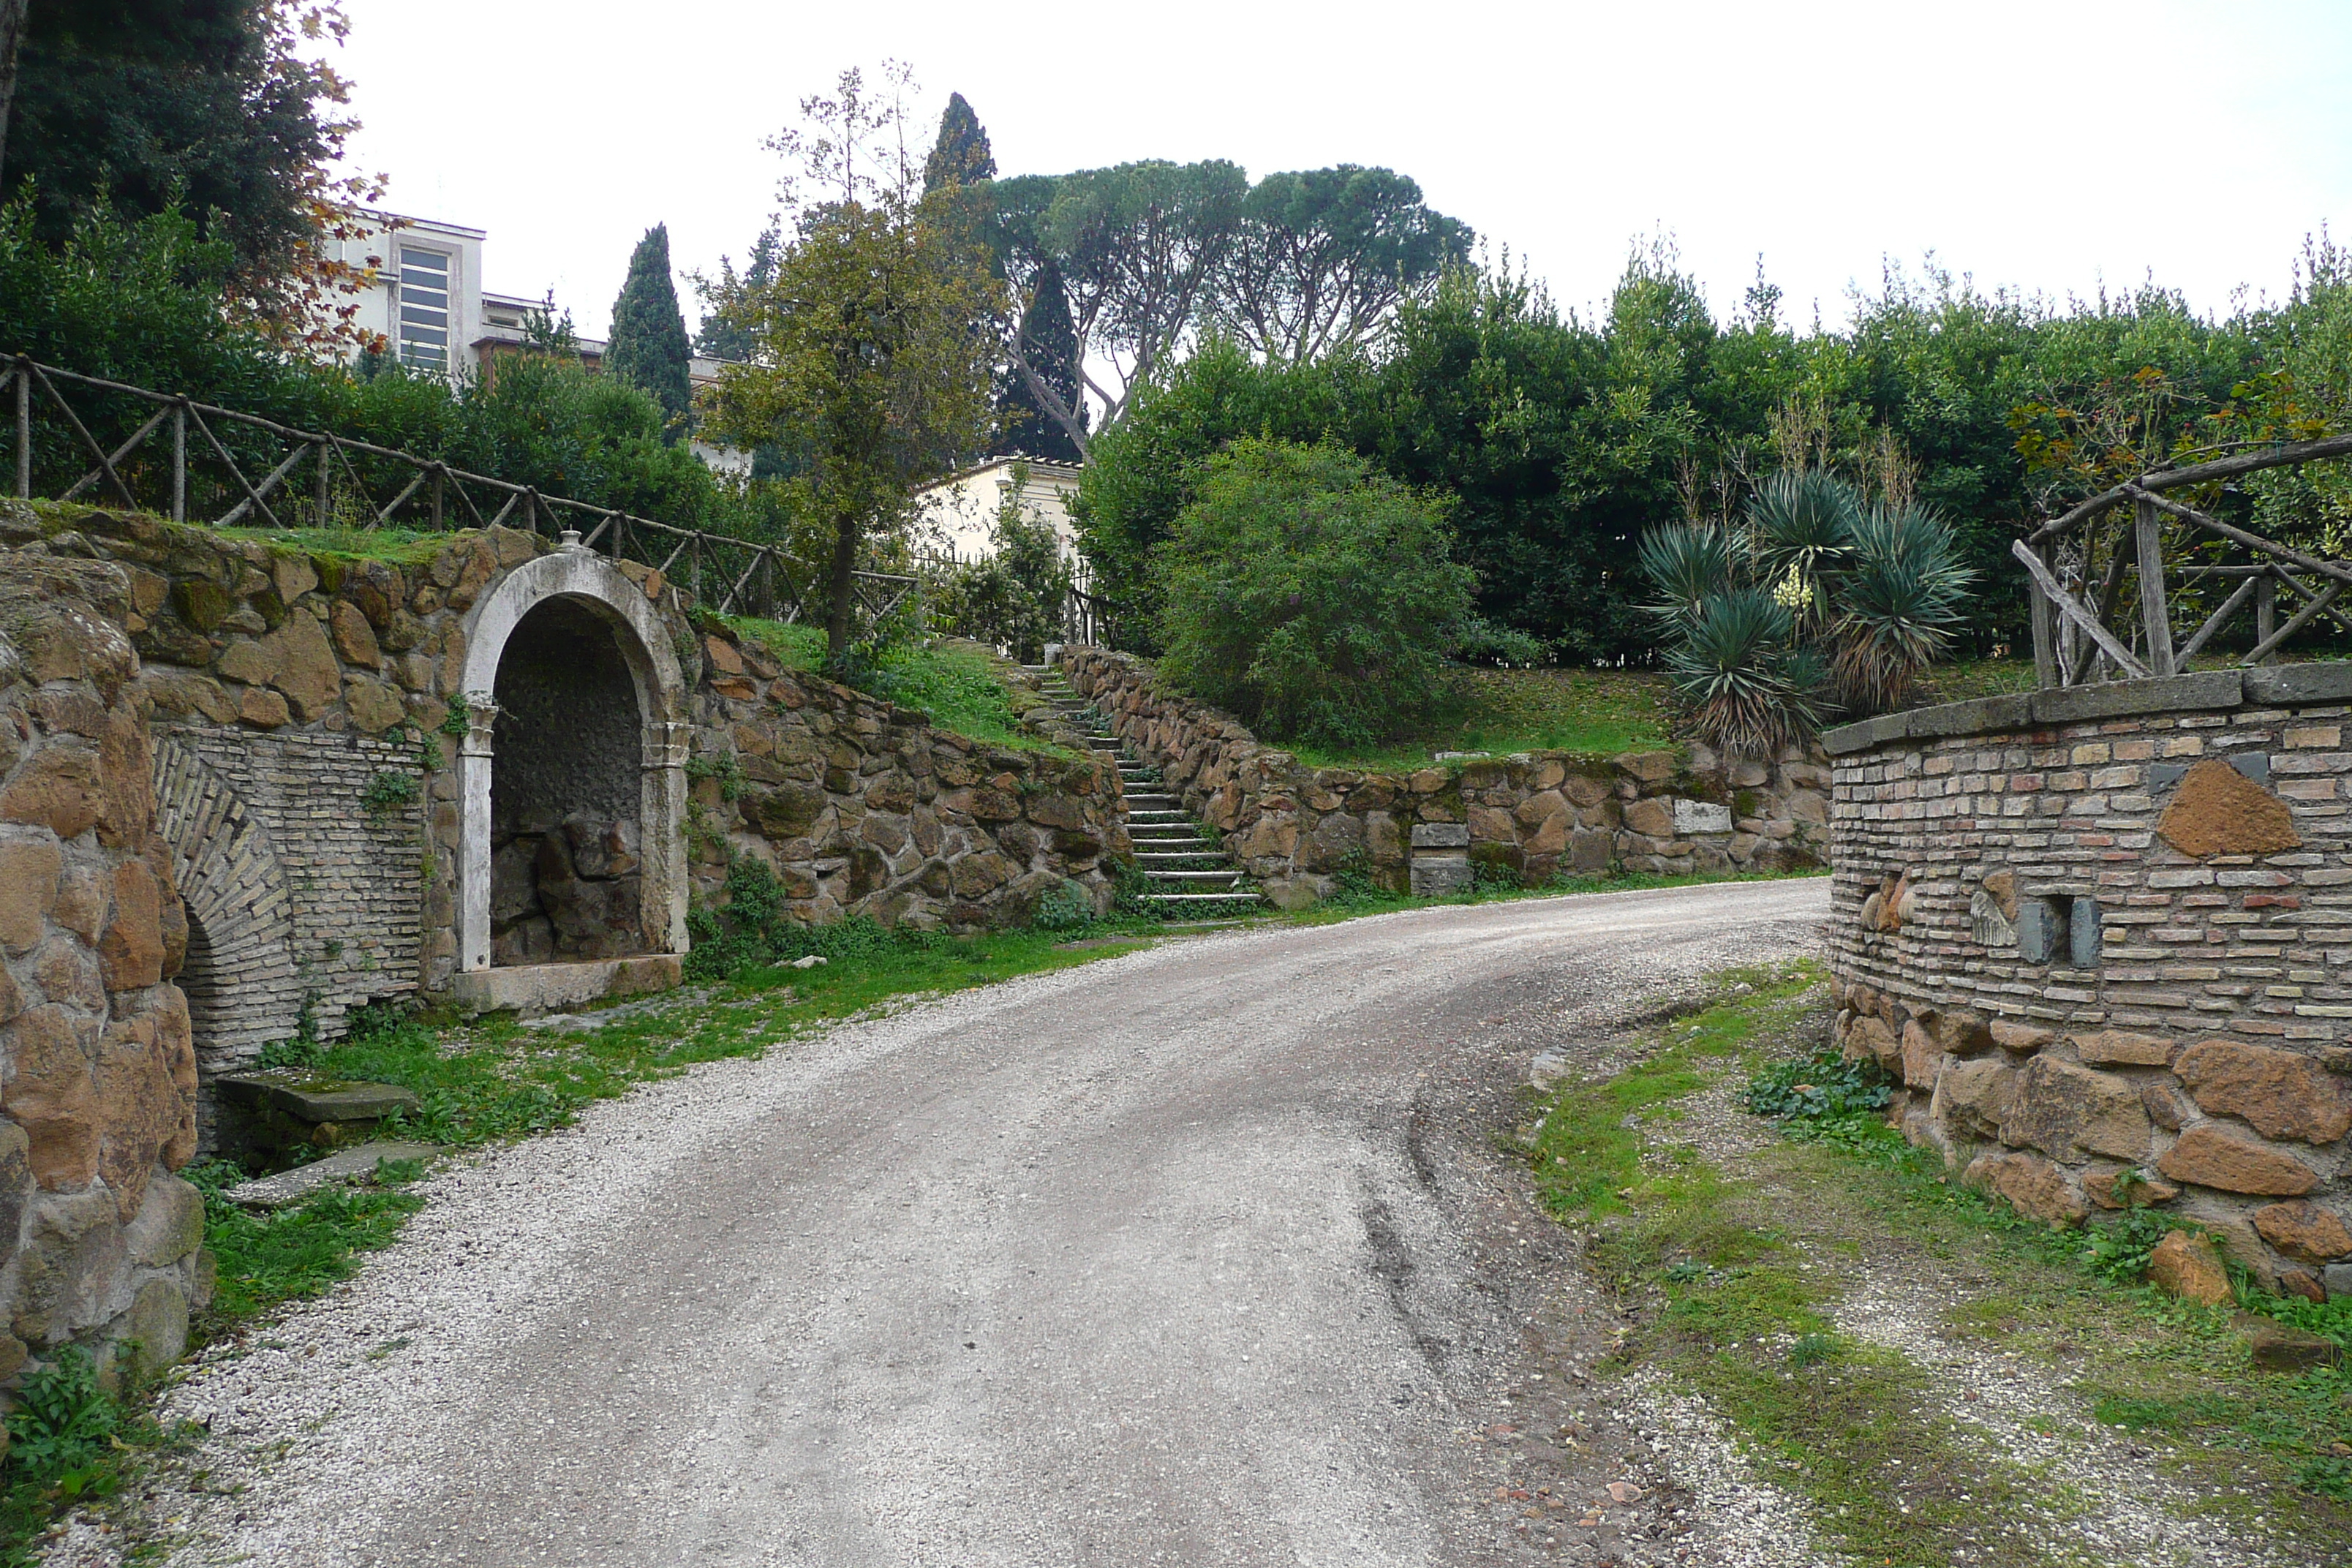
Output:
[
  {"xmin": 225, "ymin": 1142, "xmax": 442, "ymax": 1210},
  {"xmin": 215, "ymin": 1071, "xmax": 423, "ymax": 1124}
]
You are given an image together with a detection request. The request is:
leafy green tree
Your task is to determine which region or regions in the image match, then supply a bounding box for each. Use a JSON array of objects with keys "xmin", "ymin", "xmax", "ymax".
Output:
[
  {"xmin": 1158, "ymin": 438, "xmax": 1477, "ymax": 747},
  {"xmin": 701, "ymin": 65, "xmax": 1007, "ymax": 658},
  {"xmin": 923, "ymin": 91, "xmax": 995, "ymax": 195},
  {"xmin": 1, "ymin": 0, "xmax": 363, "ymax": 288},
  {"xmin": 696, "ymin": 225, "xmax": 779, "ymax": 362},
  {"xmin": 998, "ymin": 259, "xmax": 1084, "ymax": 461},
  {"xmin": 605, "ymin": 222, "xmax": 693, "ymax": 440},
  {"xmin": 1211, "ymin": 166, "xmax": 1472, "ymax": 363},
  {"xmin": 932, "ymin": 467, "xmax": 1073, "ymax": 660},
  {"xmin": 994, "ymin": 159, "xmax": 1248, "ymax": 457},
  {"xmin": 0, "ymin": 0, "xmax": 27, "ymax": 173}
]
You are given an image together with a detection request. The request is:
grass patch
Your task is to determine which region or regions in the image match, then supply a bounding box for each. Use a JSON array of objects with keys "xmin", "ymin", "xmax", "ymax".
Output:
[
  {"xmin": 722, "ymin": 622, "xmax": 1065, "ymax": 753},
  {"xmin": 1519, "ymin": 966, "xmax": 2352, "ymax": 1564},
  {"xmin": 1284, "ymin": 666, "xmax": 1670, "ymax": 771}
]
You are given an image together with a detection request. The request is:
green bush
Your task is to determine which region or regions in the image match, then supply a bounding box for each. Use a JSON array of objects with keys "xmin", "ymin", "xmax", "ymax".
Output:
[
  {"xmin": 4, "ymin": 1349, "xmax": 118, "ymax": 1485},
  {"xmin": 1742, "ymin": 1046, "xmax": 1893, "ymax": 1121},
  {"xmin": 1156, "ymin": 438, "xmax": 1477, "ymax": 749}
]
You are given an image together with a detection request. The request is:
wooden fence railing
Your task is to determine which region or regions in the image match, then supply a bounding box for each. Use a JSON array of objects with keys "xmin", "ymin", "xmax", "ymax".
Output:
[
  {"xmin": 2016, "ymin": 432, "xmax": 2352, "ymax": 688},
  {"xmin": 4, "ymin": 353, "xmax": 925, "ymax": 628}
]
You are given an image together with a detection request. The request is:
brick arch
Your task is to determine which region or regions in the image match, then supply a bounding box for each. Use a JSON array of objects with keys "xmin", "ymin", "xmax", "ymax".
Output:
[{"xmin": 152, "ymin": 735, "xmax": 301, "ymax": 1076}]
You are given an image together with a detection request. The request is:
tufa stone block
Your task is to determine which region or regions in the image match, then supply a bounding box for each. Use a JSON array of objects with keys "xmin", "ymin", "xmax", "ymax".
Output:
[
  {"xmin": 2155, "ymin": 758, "xmax": 2302, "ymax": 859},
  {"xmin": 2174, "ymin": 1039, "xmax": 2352, "ymax": 1145},
  {"xmin": 2157, "ymin": 1124, "xmax": 2319, "ymax": 1196},
  {"xmin": 2146, "ymin": 1230, "xmax": 2231, "ymax": 1305}
]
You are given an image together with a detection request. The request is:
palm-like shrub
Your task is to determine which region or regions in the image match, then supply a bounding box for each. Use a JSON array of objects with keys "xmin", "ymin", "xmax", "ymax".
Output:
[
  {"xmin": 1639, "ymin": 469, "xmax": 1972, "ymax": 754},
  {"xmin": 1662, "ymin": 589, "xmax": 1820, "ymax": 755},
  {"xmin": 1831, "ymin": 500, "xmax": 1973, "ymax": 712}
]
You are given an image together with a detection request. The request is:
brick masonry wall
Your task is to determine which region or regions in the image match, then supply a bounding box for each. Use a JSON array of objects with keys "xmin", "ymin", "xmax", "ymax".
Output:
[
  {"xmin": 1065, "ymin": 647, "xmax": 1826, "ymax": 906},
  {"xmin": 1823, "ymin": 666, "xmax": 2352, "ymax": 1299}
]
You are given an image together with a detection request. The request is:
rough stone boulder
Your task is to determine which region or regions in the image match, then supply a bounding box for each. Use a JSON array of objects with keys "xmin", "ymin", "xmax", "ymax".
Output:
[
  {"xmin": 2157, "ymin": 1124, "xmax": 2319, "ymax": 1196},
  {"xmin": 2145, "ymin": 1229, "xmax": 2231, "ymax": 1306},
  {"xmin": 2155, "ymin": 758, "xmax": 2301, "ymax": 858},
  {"xmin": 1964, "ymin": 1150, "xmax": 2087, "ymax": 1226},
  {"xmin": 1999, "ymin": 1055, "xmax": 2151, "ymax": 1163},
  {"xmin": 2250, "ymin": 1200, "xmax": 2352, "ymax": 1265},
  {"xmin": 2174, "ymin": 1039, "xmax": 2352, "ymax": 1145},
  {"xmin": 1931, "ymin": 1056, "xmax": 2016, "ymax": 1142}
]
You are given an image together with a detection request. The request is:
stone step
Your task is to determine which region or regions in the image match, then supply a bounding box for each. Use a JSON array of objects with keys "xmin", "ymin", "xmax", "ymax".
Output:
[
  {"xmin": 223, "ymin": 1141, "xmax": 441, "ymax": 1211},
  {"xmin": 1133, "ymin": 852, "xmax": 1232, "ymax": 864},
  {"xmin": 1148, "ymin": 870, "xmax": 1243, "ymax": 885},
  {"xmin": 1140, "ymin": 891, "xmax": 1265, "ymax": 905}
]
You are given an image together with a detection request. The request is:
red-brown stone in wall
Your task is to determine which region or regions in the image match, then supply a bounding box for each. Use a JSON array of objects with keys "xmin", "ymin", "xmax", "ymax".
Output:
[
  {"xmin": 1927, "ymin": 1009, "xmax": 1994, "ymax": 1056},
  {"xmin": 1932, "ymin": 1055, "xmax": 2016, "ymax": 1141},
  {"xmin": 97, "ymin": 859, "xmax": 164, "ymax": 990},
  {"xmin": 0, "ymin": 837, "xmax": 62, "ymax": 951},
  {"xmin": 2070, "ymin": 1029, "xmax": 2174, "ymax": 1067},
  {"xmin": 2155, "ymin": 757, "xmax": 2301, "ymax": 858},
  {"xmin": 1, "ymin": 1003, "xmax": 99, "ymax": 1188},
  {"xmin": 2001, "ymin": 1055, "xmax": 2152, "ymax": 1161},
  {"xmin": 1842, "ymin": 1013, "xmax": 1899, "ymax": 1071},
  {"xmin": 1899, "ymin": 1020, "xmax": 1944, "ymax": 1088},
  {"xmin": 0, "ymin": 744, "xmax": 105, "ymax": 839},
  {"xmin": 2250, "ymin": 1200, "xmax": 2352, "ymax": 1264},
  {"xmin": 2174, "ymin": 1039, "xmax": 2352, "ymax": 1144},
  {"xmin": 1989, "ymin": 1018, "xmax": 2053, "ymax": 1055},
  {"xmin": 2083, "ymin": 1166, "xmax": 2179, "ymax": 1208},
  {"xmin": 2157, "ymin": 1123, "xmax": 2320, "ymax": 1196},
  {"xmin": 1964, "ymin": 1150, "xmax": 2087, "ymax": 1225}
]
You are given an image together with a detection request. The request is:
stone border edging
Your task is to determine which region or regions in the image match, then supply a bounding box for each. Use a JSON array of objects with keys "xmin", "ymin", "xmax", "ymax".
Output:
[{"xmin": 1820, "ymin": 663, "xmax": 2352, "ymax": 756}]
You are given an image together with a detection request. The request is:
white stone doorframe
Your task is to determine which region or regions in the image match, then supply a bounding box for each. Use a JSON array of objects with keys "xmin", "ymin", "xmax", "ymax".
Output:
[{"xmin": 455, "ymin": 538, "xmax": 690, "ymax": 972}]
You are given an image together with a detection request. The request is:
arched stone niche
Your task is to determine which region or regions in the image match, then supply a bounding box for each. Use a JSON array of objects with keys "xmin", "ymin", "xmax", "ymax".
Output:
[{"xmin": 455, "ymin": 541, "xmax": 688, "ymax": 979}]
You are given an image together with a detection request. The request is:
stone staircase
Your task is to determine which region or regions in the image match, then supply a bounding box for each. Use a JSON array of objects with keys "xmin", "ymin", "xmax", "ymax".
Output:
[{"xmin": 1029, "ymin": 668, "xmax": 1263, "ymax": 916}]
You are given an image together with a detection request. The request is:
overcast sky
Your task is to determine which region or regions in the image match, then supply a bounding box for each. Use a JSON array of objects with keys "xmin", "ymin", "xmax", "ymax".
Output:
[{"xmin": 331, "ymin": 0, "xmax": 2352, "ymax": 343}]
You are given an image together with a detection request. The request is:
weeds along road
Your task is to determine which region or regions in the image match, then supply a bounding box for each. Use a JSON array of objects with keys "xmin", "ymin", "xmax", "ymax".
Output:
[{"xmin": 151, "ymin": 880, "xmax": 1828, "ymax": 1568}]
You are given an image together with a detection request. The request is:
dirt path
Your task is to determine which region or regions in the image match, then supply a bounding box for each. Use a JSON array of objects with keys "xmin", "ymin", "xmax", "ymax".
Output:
[{"xmin": 68, "ymin": 881, "xmax": 1822, "ymax": 1567}]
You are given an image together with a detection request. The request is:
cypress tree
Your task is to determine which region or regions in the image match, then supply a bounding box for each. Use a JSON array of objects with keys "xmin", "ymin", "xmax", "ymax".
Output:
[
  {"xmin": 923, "ymin": 91, "xmax": 995, "ymax": 193},
  {"xmin": 696, "ymin": 225, "xmax": 778, "ymax": 363},
  {"xmin": 999, "ymin": 260, "xmax": 1084, "ymax": 463},
  {"xmin": 605, "ymin": 223, "xmax": 693, "ymax": 440}
]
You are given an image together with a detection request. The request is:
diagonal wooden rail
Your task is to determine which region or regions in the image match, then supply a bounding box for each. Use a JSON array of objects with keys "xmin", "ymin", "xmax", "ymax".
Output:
[
  {"xmin": 4, "ymin": 352, "xmax": 930, "ymax": 629},
  {"xmin": 2015, "ymin": 431, "xmax": 2352, "ymax": 688}
]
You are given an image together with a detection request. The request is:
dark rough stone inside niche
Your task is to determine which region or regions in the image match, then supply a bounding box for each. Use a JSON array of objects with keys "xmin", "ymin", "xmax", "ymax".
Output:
[{"xmin": 490, "ymin": 598, "xmax": 647, "ymax": 963}]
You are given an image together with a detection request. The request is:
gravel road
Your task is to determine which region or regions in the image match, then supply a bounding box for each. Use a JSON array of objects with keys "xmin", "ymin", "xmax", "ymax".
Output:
[{"xmin": 132, "ymin": 879, "xmax": 1828, "ymax": 1567}]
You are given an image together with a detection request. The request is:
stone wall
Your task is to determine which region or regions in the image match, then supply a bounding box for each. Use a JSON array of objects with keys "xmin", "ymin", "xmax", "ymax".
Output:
[
  {"xmin": 682, "ymin": 634, "xmax": 1126, "ymax": 933},
  {"xmin": 0, "ymin": 557, "xmax": 208, "ymax": 1386},
  {"xmin": 1, "ymin": 503, "xmax": 1124, "ymax": 1063},
  {"xmin": 1063, "ymin": 647, "xmax": 1825, "ymax": 907},
  {"xmin": 1823, "ymin": 666, "xmax": 2352, "ymax": 1300}
]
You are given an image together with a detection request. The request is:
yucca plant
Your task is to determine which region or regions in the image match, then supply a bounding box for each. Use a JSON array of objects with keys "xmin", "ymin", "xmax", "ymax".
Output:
[
  {"xmin": 1748, "ymin": 470, "xmax": 1858, "ymax": 634},
  {"xmin": 1830, "ymin": 500, "xmax": 1974, "ymax": 712},
  {"xmin": 1636, "ymin": 521, "xmax": 1737, "ymax": 630},
  {"xmin": 1637, "ymin": 463, "xmax": 1972, "ymax": 755},
  {"xmin": 1662, "ymin": 589, "xmax": 1820, "ymax": 755}
]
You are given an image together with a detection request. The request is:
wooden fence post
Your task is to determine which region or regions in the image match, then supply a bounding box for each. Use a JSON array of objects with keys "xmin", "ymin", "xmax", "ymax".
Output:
[
  {"xmin": 12, "ymin": 363, "xmax": 28, "ymax": 500},
  {"xmin": 2029, "ymin": 542, "xmax": 2059, "ymax": 688},
  {"xmin": 314, "ymin": 438, "xmax": 332, "ymax": 528},
  {"xmin": 2256, "ymin": 570, "xmax": 2277, "ymax": 663},
  {"xmin": 171, "ymin": 402, "xmax": 186, "ymax": 523},
  {"xmin": 2135, "ymin": 495, "xmax": 2176, "ymax": 677}
]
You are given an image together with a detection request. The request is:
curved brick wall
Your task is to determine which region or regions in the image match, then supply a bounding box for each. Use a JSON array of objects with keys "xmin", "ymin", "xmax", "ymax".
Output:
[{"xmin": 1823, "ymin": 666, "xmax": 2352, "ymax": 1298}]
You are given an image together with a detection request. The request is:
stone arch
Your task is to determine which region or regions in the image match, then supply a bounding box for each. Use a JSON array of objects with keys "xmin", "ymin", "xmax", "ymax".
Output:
[
  {"xmin": 456, "ymin": 541, "xmax": 688, "ymax": 973},
  {"xmin": 151, "ymin": 736, "xmax": 301, "ymax": 1074}
]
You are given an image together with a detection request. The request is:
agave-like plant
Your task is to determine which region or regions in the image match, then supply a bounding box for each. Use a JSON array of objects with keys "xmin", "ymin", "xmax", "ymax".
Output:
[
  {"xmin": 1636, "ymin": 522, "xmax": 1737, "ymax": 630},
  {"xmin": 1749, "ymin": 470, "xmax": 1859, "ymax": 634},
  {"xmin": 1662, "ymin": 588, "xmax": 1820, "ymax": 756},
  {"xmin": 1831, "ymin": 500, "xmax": 1975, "ymax": 713}
]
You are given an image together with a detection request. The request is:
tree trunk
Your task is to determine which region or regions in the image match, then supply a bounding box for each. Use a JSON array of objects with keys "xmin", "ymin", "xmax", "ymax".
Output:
[
  {"xmin": 824, "ymin": 512, "xmax": 859, "ymax": 660},
  {"xmin": 0, "ymin": 0, "xmax": 28, "ymax": 178}
]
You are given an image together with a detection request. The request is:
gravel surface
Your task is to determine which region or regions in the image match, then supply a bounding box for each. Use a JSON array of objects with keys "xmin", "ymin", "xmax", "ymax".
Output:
[{"xmin": 64, "ymin": 880, "xmax": 1828, "ymax": 1567}]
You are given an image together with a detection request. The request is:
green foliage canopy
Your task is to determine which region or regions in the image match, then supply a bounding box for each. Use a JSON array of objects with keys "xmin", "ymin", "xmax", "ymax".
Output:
[
  {"xmin": 604, "ymin": 222, "xmax": 693, "ymax": 439},
  {"xmin": 1156, "ymin": 438, "xmax": 1475, "ymax": 748}
]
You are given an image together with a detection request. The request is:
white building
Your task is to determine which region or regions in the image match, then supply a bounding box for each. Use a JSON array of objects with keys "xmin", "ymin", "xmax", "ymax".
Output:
[
  {"xmin": 319, "ymin": 212, "xmax": 744, "ymax": 470},
  {"xmin": 916, "ymin": 457, "xmax": 1085, "ymax": 562}
]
